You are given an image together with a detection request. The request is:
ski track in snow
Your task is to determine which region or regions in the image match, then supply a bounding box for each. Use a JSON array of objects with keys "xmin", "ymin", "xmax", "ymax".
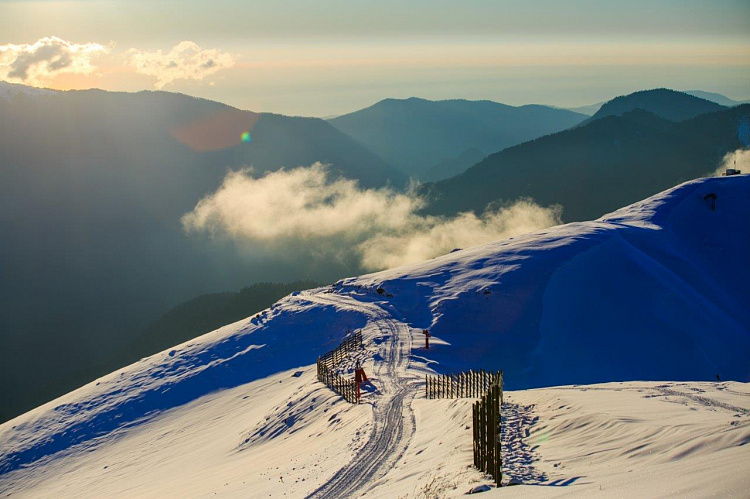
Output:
[
  {"xmin": 652, "ymin": 385, "xmax": 750, "ymax": 416},
  {"xmin": 307, "ymin": 294, "xmax": 417, "ymax": 499},
  {"xmin": 557, "ymin": 383, "xmax": 750, "ymax": 417}
]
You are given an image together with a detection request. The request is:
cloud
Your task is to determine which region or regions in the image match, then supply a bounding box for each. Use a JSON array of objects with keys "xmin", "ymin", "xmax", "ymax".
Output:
[
  {"xmin": 0, "ymin": 36, "xmax": 108, "ymax": 85},
  {"xmin": 182, "ymin": 164, "xmax": 562, "ymax": 271},
  {"xmin": 128, "ymin": 41, "xmax": 235, "ymax": 89},
  {"xmin": 710, "ymin": 149, "xmax": 750, "ymax": 177}
]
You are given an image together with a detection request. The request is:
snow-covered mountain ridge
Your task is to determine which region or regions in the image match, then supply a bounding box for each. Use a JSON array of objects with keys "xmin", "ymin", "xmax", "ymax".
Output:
[
  {"xmin": 348, "ymin": 173, "xmax": 749, "ymax": 388},
  {"xmin": 0, "ymin": 174, "xmax": 748, "ymax": 495}
]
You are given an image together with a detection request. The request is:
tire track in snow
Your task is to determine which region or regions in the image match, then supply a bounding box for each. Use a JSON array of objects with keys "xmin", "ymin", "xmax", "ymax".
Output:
[{"xmin": 306, "ymin": 294, "xmax": 416, "ymax": 499}]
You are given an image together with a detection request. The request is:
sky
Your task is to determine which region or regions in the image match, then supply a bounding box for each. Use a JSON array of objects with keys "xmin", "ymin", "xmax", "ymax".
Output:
[{"xmin": 1, "ymin": 0, "xmax": 749, "ymax": 116}]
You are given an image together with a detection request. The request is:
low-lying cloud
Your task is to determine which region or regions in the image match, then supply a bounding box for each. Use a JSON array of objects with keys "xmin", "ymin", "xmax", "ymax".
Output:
[
  {"xmin": 182, "ymin": 164, "xmax": 562, "ymax": 271},
  {"xmin": 0, "ymin": 36, "xmax": 108, "ymax": 85},
  {"xmin": 711, "ymin": 149, "xmax": 750, "ymax": 177},
  {"xmin": 129, "ymin": 41, "xmax": 235, "ymax": 89}
]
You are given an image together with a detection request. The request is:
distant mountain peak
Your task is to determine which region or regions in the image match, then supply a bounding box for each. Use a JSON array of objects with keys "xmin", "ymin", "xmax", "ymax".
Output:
[
  {"xmin": 0, "ymin": 80, "xmax": 58, "ymax": 102},
  {"xmin": 683, "ymin": 90, "xmax": 750, "ymax": 107},
  {"xmin": 584, "ymin": 88, "xmax": 724, "ymax": 125},
  {"xmin": 330, "ymin": 97, "xmax": 587, "ymax": 178}
]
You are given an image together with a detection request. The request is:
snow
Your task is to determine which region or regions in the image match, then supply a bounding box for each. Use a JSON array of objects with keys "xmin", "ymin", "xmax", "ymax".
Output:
[
  {"xmin": 1, "ymin": 175, "xmax": 748, "ymax": 496},
  {"xmin": 348, "ymin": 174, "xmax": 750, "ymax": 388}
]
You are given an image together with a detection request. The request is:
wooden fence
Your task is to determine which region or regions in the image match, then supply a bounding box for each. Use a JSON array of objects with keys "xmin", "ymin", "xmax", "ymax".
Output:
[
  {"xmin": 472, "ymin": 371, "xmax": 503, "ymax": 486},
  {"xmin": 425, "ymin": 369, "xmax": 499, "ymax": 399},
  {"xmin": 317, "ymin": 331, "xmax": 363, "ymax": 371},
  {"xmin": 316, "ymin": 331, "xmax": 363, "ymax": 403}
]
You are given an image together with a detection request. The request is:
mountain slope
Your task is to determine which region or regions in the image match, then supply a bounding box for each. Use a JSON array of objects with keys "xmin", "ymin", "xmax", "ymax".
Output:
[
  {"xmin": 423, "ymin": 104, "xmax": 750, "ymax": 222},
  {"xmin": 583, "ymin": 88, "xmax": 725, "ymax": 124},
  {"xmin": 0, "ymin": 85, "xmax": 402, "ymax": 424},
  {"xmin": 684, "ymin": 90, "xmax": 750, "ymax": 107},
  {"xmin": 5, "ymin": 281, "xmax": 322, "ymax": 425},
  {"xmin": 422, "ymin": 146, "xmax": 487, "ymax": 181},
  {"xmin": 563, "ymin": 101, "xmax": 604, "ymax": 116},
  {"xmin": 329, "ymin": 97, "xmax": 588, "ymax": 178},
  {"xmin": 1, "ymin": 174, "xmax": 748, "ymax": 490}
]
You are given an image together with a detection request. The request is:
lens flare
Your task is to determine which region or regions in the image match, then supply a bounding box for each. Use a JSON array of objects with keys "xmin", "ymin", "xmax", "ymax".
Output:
[
  {"xmin": 536, "ymin": 431, "xmax": 550, "ymax": 443},
  {"xmin": 241, "ymin": 131, "xmax": 252, "ymax": 143}
]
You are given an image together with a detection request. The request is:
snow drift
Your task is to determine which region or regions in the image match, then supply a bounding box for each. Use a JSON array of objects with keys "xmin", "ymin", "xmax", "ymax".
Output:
[{"xmin": 1, "ymin": 174, "xmax": 748, "ymax": 481}]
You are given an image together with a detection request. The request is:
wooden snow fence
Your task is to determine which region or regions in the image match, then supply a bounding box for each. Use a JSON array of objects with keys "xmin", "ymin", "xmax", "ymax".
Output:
[
  {"xmin": 472, "ymin": 371, "xmax": 503, "ymax": 487},
  {"xmin": 425, "ymin": 369, "xmax": 498, "ymax": 399},
  {"xmin": 425, "ymin": 369, "xmax": 504, "ymax": 487},
  {"xmin": 316, "ymin": 331, "xmax": 363, "ymax": 403}
]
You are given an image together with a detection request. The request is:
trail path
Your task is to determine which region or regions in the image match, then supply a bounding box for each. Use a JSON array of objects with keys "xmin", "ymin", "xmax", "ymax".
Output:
[{"xmin": 307, "ymin": 294, "xmax": 417, "ymax": 498}]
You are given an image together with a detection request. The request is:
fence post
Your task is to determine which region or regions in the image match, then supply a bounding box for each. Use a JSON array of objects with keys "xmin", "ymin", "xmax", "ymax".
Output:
[
  {"xmin": 471, "ymin": 402, "xmax": 479, "ymax": 468},
  {"xmin": 481, "ymin": 392, "xmax": 487, "ymax": 472},
  {"xmin": 489, "ymin": 387, "xmax": 496, "ymax": 483},
  {"xmin": 493, "ymin": 383, "xmax": 501, "ymax": 486}
]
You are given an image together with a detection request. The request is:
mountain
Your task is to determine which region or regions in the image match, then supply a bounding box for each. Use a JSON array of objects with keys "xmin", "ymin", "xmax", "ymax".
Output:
[
  {"xmin": 423, "ymin": 104, "xmax": 750, "ymax": 222},
  {"xmin": 329, "ymin": 97, "xmax": 588, "ymax": 178},
  {"xmin": 0, "ymin": 85, "xmax": 402, "ymax": 424},
  {"xmin": 554, "ymin": 88, "xmax": 747, "ymax": 118},
  {"xmin": 422, "ymin": 146, "xmax": 486, "ymax": 181},
  {"xmin": 1, "ymin": 175, "xmax": 747, "ymax": 495},
  {"xmin": 684, "ymin": 90, "xmax": 750, "ymax": 107},
  {"xmin": 0, "ymin": 80, "xmax": 55, "ymax": 101},
  {"xmin": 123, "ymin": 281, "xmax": 321, "ymax": 364},
  {"xmin": 563, "ymin": 101, "xmax": 604, "ymax": 116},
  {"xmin": 583, "ymin": 88, "xmax": 725, "ymax": 124},
  {"xmin": 0, "ymin": 84, "xmax": 404, "ymax": 187},
  {"xmin": 0, "ymin": 281, "xmax": 320, "ymax": 424}
]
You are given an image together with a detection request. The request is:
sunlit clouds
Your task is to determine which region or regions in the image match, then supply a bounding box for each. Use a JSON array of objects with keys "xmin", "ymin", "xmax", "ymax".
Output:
[
  {"xmin": 182, "ymin": 164, "xmax": 562, "ymax": 270},
  {"xmin": 128, "ymin": 41, "xmax": 236, "ymax": 89},
  {"xmin": 0, "ymin": 37, "xmax": 237, "ymax": 91},
  {"xmin": 0, "ymin": 36, "xmax": 108, "ymax": 86}
]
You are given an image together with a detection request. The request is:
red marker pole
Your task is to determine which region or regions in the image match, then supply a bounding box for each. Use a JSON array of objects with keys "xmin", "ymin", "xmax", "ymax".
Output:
[
  {"xmin": 423, "ymin": 329, "xmax": 431, "ymax": 350},
  {"xmin": 355, "ymin": 366, "xmax": 367, "ymax": 402}
]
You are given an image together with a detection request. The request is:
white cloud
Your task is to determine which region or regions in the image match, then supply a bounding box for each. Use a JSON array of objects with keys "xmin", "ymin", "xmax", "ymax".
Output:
[
  {"xmin": 0, "ymin": 36, "xmax": 108, "ymax": 85},
  {"xmin": 710, "ymin": 149, "xmax": 750, "ymax": 177},
  {"xmin": 128, "ymin": 41, "xmax": 235, "ymax": 89},
  {"xmin": 182, "ymin": 164, "xmax": 562, "ymax": 271}
]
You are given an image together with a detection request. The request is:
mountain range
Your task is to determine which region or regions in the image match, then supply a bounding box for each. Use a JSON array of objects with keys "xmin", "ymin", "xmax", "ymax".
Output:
[
  {"xmin": 1, "ymin": 83, "xmax": 747, "ymax": 423},
  {"xmin": 329, "ymin": 97, "xmax": 588, "ymax": 180},
  {"xmin": 423, "ymin": 101, "xmax": 750, "ymax": 222}
]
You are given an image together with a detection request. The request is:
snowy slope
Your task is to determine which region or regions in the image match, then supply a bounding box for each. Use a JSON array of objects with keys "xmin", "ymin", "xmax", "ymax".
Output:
[
  {"xmin": 350, "ymin": 174, "xmax": 750, "ymax": 388},
  {"xmin": 0, "ymin": 175, "xmax": 748, "ymax": 496}
]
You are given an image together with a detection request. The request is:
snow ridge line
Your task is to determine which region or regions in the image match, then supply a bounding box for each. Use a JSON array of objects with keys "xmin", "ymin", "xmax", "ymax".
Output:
[{"xmin": 307, "ymin": 300, "xmax": 416, "ymax": 498}]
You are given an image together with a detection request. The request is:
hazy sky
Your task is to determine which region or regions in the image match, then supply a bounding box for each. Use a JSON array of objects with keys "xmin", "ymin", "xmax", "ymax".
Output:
[{"xmin": 1, "ymin": 0, "xmax": 749, "ymax": 116}]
